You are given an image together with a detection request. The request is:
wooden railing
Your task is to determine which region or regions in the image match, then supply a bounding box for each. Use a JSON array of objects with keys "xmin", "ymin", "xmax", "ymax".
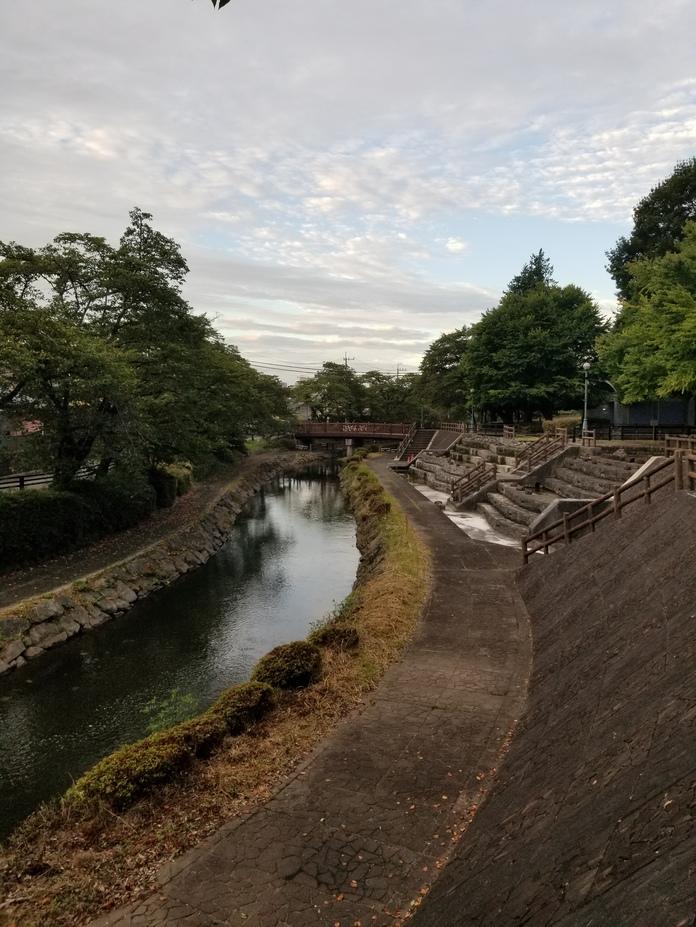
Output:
[
  {"xmin": 394, "ymin": 423, "xmax": 418, "ymax": 460},
  {"xmin": 451, "ymin": 460, "xmax": 497, "ymax": 504},
  {"xmin": 523, "ymin": 455, "xmax": 681, "ymax": 563},
  {"xmin": 503, "ymin": 424, "xmax": 516, "ymax": 441},
  {"xmin": 0, "ymin": 464, "xmax": 99, "ymax": 493},
  {"xmin": 581, "ymin": 429, "xmax": 597, "ymax": 447},
  {"xmin": 664, "ymin": 434, "xmax": 696, "ymax": 455},
  {"xmin": 514, "ymin": 429, "xmax": 568, "ymax": 473},
  {"xmin": 687, "ymin": 450, "xmax": 696, "ymax": 491}
]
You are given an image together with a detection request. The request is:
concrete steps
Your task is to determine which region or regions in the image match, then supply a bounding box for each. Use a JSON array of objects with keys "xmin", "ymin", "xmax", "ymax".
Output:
[
  {"xmin": 486, "ymin": 492, "xmax": 536, "ymax": 527},
  {"xmin": 476, "ymin": 502, "xmax": 528, "ymax": 540},
  {"xmin": 551, "ymin": 465, "xmax": 620, "ymax": 497},
  {"xmin": 500, "ymin": 482, "xmax": 558, "ymax": 514},
  {"xmin": 543, "ymin": 476, "xmax": 595, "ymax": 500}
]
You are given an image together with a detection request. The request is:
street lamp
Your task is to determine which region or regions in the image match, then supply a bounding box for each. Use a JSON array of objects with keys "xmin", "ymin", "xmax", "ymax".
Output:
[
  {"xmin": 469, "ymin": 388, "xmax": 475, "ymax": 432},
  {"xmin": 582, "ymin": 361, "xmax": 591, "ymax": 434}
]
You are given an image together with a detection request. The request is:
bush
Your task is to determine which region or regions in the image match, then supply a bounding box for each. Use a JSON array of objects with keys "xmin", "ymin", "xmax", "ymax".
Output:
[
  {"xmin": 309, "ymin": 624, "xmax": 360, "ymax": 650},
  {"xmin": 252, "ymin": 641, "xmax": 323, "ymax": 690},
  {"xmin": 167, "ymin": 462, "xmax": 193, "ymax": 497},
  {"xmin": 67, "ymin": 681, "xmax": 275, "ymax": 809},
  {"xmin": 0, "ymin": 473, "xmax": 156, "ymax": 570}
]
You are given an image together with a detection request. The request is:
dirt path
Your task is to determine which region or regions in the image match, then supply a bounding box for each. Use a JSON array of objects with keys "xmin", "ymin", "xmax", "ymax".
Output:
[{"xmin": 91, "ymin": 458, "xmax": 532, "ymax": 927}]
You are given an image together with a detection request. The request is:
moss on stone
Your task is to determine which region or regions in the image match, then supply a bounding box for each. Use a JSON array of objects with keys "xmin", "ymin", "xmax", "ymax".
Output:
[{"xmin": 251, "ymin": 640, "xmax": 323, "ymax": 690}]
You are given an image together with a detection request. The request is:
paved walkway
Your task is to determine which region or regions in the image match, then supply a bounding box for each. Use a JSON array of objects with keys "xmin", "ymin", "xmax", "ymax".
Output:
[{"xmin": 93, "ymin": 459, "xmax": 532, "ymax": 927}]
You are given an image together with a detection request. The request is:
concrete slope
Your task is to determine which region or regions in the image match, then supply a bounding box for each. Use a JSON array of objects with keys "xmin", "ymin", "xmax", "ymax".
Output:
[{"xmin": 413, "ymin": 490, "xmax": 696, "ymax": 926}]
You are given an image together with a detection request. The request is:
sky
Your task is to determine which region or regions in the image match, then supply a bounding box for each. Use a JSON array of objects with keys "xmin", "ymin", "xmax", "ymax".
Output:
[{"xmin": 2, "ymin": 0, "xmax": 696, "ymax": 382}]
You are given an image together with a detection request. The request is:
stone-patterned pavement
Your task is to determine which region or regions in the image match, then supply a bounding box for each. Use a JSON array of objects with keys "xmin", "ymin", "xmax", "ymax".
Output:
[{"xmin": 92, "ymin": 458, "xmax": 531, "ymax": 927}]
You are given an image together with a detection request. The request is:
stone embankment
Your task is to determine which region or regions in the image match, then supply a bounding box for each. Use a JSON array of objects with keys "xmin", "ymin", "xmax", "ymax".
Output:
[
  {"xmin": 413, "ymin": 488, "xmax": 696, "ymax": 926},
  {"xmin": 0, "ymin": 452, "xmax": 319, "ymax": 676}
]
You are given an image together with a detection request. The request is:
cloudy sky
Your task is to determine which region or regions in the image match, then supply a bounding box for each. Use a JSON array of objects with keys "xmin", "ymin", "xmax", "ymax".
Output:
[{"xmin": 2, "ymin": 1, "xmax": 696, "ymax": 381}]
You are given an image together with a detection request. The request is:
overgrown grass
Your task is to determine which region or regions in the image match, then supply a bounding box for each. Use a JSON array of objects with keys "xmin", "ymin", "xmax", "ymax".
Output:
[{"xmin": 0, "ymin": 458, "xmax": 429, "ymax": 927}]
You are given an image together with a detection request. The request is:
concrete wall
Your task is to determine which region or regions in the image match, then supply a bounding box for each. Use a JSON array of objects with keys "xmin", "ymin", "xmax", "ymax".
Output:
[{"xmin": 414, "ymin": 490, "xmax": 696, "ymax": 925}]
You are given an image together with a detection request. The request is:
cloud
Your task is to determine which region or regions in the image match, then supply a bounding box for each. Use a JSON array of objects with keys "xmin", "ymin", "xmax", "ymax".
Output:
[{"xmin": 1, "ymin": 0, "xmax": 696, "ymax": 374}]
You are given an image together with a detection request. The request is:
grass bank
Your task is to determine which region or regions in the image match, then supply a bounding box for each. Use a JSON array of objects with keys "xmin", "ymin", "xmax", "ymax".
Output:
[{"xmin": 0, "ymin": 457, "xmax": 429, "ymax": 927}]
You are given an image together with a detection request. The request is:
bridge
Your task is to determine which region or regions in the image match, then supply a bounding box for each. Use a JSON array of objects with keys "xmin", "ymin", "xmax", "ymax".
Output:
[{"xmin": 294, "ymin": 421, "xmax": 411, "ymax": 440}]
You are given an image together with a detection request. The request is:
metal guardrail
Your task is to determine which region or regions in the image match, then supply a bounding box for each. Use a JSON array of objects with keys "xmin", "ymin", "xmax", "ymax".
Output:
[
  {"xmin": 0, "ymin": 465, "xmax": 98, "ymax": 492},
  {"xmin": 395, "ymin": 423, "xmax": 418, "ymax": 460},
  {"xmin": 523, "ymin": 455, "xmax": 682, "ymax": 563}
]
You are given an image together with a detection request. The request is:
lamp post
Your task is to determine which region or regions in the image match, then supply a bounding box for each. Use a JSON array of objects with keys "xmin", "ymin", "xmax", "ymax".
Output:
[
  {"xmin": 582, "ymin": 361, "xmax": 591, "ymax": 435},
  {"xmin": 469, "ymin": 388, "xmax": 475, "ymax": 432}
]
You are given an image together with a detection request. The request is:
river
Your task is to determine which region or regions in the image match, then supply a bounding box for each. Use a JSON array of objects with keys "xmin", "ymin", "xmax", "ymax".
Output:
[{"xmin": 0, "ymin": 467, "xmax": 359, "ymax": 840}]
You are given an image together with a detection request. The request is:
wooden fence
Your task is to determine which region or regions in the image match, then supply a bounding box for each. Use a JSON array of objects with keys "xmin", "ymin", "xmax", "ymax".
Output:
[
  {"xmin": 451, "ymin": 460, "xmax": 497, "ymax": 504},
  {"xmin": 523, "ymin": 455, "xmax": 683, "ymax": 563},
  {"xmin": 0, "ymin": 465, "xmax": 99, "ymax": 493}
]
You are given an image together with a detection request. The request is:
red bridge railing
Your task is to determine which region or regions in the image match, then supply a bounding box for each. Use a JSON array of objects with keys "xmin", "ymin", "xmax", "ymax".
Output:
[{"xmin": 295, "ymin": 422, "xmax": 412, "ymax": 437}]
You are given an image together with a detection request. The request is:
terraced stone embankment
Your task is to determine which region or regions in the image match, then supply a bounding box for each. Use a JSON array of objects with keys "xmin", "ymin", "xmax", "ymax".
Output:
[
  {"xmin": 414, "ymin": 488, "xmax": 696, "ymax": 926},
  {"xmin": 0, "ymin": 453, "xmax": 319, "ymax": 675}
]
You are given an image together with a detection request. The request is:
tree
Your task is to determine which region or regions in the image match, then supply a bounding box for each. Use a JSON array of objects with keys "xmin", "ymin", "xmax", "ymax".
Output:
[
  {"xmin": 360, "ymin": 370, "xmax": 422, "ymax": 423},
  {"xmin": 599, "ymin": 222, "xmax": 696, "ymax": 401},
  {"xmin": 419, "ymin": 327, "xmax": 470, "ymax": 420},
  {"xmin": 506, "ymin": 249, "xmax": 555, "ymax": 295},
  {"xmin": 463, "ymin": 256, "xmax": 605, "ymax": 421},
  {"xmin": 292, "ymin": 363, "xmax": 366, "ymax": 421},
  {"xmin": 607, "ymin": 158, "xmax": 696, "ymax": 299},
  {"xmin": 0, "ymin": 210, "xmax": 290, "ymax": 484}
]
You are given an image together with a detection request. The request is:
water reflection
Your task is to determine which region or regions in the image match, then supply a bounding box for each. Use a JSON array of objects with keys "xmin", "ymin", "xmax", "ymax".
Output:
[{"xmin": 0, "ymin": 469, "xmax": 358, "ymax": 840}]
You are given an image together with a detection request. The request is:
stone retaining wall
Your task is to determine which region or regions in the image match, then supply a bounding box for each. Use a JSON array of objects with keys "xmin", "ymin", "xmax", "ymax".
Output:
[{"xmin": 0, "ymin": 453, "xmax": 320, "ymax": 676}]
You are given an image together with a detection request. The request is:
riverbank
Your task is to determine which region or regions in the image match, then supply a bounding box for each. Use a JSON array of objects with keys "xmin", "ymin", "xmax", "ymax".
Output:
[
  {"xmin": 0, "ymin": 458, "xmax": 430, "ymax": 927},
  {"xmin": 0, "ymin": 452, "xmax": 321, "ymax": 676}
]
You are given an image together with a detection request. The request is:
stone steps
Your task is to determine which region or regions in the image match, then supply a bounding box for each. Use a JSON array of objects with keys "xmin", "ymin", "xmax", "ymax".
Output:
[
  {"xmin": 543, "ymin": 476, "xmax": 595, "ymax": 500},
  {"xmin": 476, "ymin": 502, "xmax": 528, "ymax": 540},
  {"xmin": 486, "ymin": 491, "xmax": 536, "ymax": 527},
  {"xmin": 565, "ymin": 455, "xmax": 638, "ymax": 483},
  {"xmin": 552, "ymin": 465, "xmax": 619, "ymax": 497},
  {"xmin": 500, "ymin": 482, "xmax": 557, "ymax": 514}
]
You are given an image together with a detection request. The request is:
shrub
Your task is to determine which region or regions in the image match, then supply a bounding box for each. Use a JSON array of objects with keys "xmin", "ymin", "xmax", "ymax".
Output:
[
  {"xmin": 67, "ymin": 681, "xmax": 275, "ymax": 809},
  {"xmin": 309, "ymin": 624, "xmax": 360, "ymax": 650},
  {"xmin": 70, "ymin": 472, "xmax": 156, "ymax": 532},
  {"xmin": 252, "ymin": 641, "xmax": 323, "ymax": 690},
  {"xmin": 167, "ymin": 462, "xmax": 193, "ymax": 496},
  {"xmin": 208, "ymin": 681, "xmax": 276, "ymax": 731}
]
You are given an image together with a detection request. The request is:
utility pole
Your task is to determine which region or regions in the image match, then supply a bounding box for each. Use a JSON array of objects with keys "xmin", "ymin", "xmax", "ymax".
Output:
[{"xmin": 342, "ymin": 353, "xmax": 354, "ymax": 369}]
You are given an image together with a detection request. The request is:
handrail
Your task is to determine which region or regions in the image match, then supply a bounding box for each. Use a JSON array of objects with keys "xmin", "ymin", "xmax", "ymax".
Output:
[
  {"xmin": 0, "ymin": 464, "xmax": 100, "ymax": 492},
  {"xmin": 664, "ymin": 434, "xmax": 696, "ymax": 455},
  {"xmin": 503, "ymin": 424, "xmax": 516, "ymax": 441},
  {"xmin": 394, "ymin": 423, "xmax": 418, "ymax": 460},
  {"xmin": 437, "ymin": 421, "xmax": 468, "ymax": 432},
  {"xmin": 523, "ymin": 455, "xmax": 680, "ymax": 563},
  {"xmin": 581, "ymin": 428, "xmax": 597, "ymax": 447},
  {"xmin": 514, "ymin": 428, "xmax": 567, "ymax": 473},
  {"xmin": 451, "ymin": 460, "xmax": 497, "ymax": 503}
]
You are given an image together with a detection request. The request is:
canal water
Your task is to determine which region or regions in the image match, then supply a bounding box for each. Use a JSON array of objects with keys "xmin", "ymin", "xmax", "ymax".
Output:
[{"xmin": 0, "ymin": 468, "xmax": 359, "ymax": 840}]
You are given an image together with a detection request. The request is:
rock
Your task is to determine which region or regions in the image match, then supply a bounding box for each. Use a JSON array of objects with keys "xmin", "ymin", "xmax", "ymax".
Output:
[
  {"xmin": 67, "ymin": 605, "xmax": 91, "ymax": 627},
  {"xmin": 98, "ymin": 597, "xmax": 128, "ymax": 616},
  {"xmin": 42, "ymin": 630, "xmax": 68, "ymax": 650},
  {"xmin": 112, "ymin": 581, "xmax": 137, "ymax": 604},
  {"xmin": 27, "ymin": 599, "xmax": 64, "ymax": 625},
  {"xmin": 27, "ymin": 621, "xmax": 63, "ymax": 646},
  {"xmin": 0, "ymin": 661, "xmax": 10, "ymax": 675},
  {"xmin": 0, "ymin": 616, "xmax": 29, "ymax": 638},
  {"xmin": 58, "ymin": 615, "xmax": 81, "ymax": 637},
  {"xmin": 25, "ymin": 645, "xmax": 45, "ymax": 659},
  {"xmin": 14, "ymin": 656, "xmax": 26, "ymax": 667},
  {"xmin": 1, "ymin": 639, "xmax": 26, "ymax": 663}
]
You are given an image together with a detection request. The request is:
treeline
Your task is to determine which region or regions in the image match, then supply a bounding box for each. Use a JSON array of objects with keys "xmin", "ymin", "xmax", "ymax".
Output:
[
  {"xmin": 0, "ymin": 208, "xmax": 290, "ymax": 487},
  {"xmin": 295, "ymin": 157, "xmax": 696, "ymax": 426}
]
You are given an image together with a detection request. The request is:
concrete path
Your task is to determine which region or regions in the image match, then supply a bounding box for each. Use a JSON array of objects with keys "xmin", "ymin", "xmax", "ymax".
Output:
[{"xmin": 93, "ymin": 458, "xmax": 532, "ymax": 927}]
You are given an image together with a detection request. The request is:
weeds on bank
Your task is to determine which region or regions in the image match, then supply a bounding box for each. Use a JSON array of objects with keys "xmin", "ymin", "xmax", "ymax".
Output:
[{"xmin": 0, "ymin": 459, "xmax": 429, "ymax": 927}]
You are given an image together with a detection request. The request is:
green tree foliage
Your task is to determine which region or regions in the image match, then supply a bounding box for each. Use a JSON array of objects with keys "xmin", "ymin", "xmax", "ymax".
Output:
[
  {"xmin": 599, "ymin": 222, "xmax": 696, "ymax": 401},
  {"xmin": 464, "ymin": 256, "xmax": 604, "ymax": 420},
  {"xmin": 0, "ymin": 210, "xmax": 289, "ymax": 486},
  {"xmin": 361, "ymin": 370, "xmax": 421, "ymax": 422},
  {"xmin": 420, "ymin": 254, "xmax": 605, "ymax": 422},
  {"xmin": 419, "ymin": 327, "xmax": 470, "ymax": 419},
  {"xmin": 607, "ymin": 158, "xmax": 696, "ymax": 299},
  {"xmin": 292, "ymin": 362, "xmax": 366, "ymax": 420}
]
